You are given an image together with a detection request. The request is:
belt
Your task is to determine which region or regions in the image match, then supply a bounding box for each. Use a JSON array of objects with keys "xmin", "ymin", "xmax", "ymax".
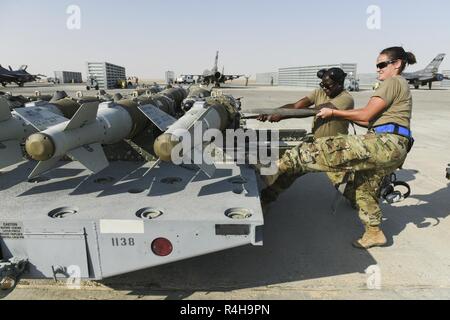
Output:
[{"xmin": 372, "ymin": 123, "xmax": 412, "ymax": 139}]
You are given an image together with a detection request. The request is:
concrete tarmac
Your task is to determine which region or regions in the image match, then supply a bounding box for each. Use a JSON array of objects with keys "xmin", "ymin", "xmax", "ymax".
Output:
[{"xmin": 1, "ymin": 84, "xmax": 450, "ymax": 300}]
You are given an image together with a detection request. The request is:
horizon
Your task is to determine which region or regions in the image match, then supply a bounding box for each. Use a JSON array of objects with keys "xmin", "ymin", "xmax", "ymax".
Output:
[{"xmin": 1, "ymin": 0, "xmax": 449, "ymax": 79}]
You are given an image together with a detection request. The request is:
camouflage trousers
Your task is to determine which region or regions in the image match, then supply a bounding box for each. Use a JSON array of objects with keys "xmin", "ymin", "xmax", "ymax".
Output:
[
  {"xmin": 261, "ymin": 172, "xmax": 357, "ymax": 206},
  {"xmin": 262, "ymin": 133, "xmax": 410, "ymax": 227}
]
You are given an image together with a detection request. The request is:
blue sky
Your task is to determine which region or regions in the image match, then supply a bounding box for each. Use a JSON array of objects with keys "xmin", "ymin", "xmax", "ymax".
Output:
[{"xmin": 1, "ymin": 0, "xmax": 450, "ymax": 79}]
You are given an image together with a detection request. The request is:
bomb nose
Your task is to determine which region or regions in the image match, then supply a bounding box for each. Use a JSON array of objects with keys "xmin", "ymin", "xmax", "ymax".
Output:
[
  {"xmin": 25, "ymin": 133, "xmax": 55, "ymax": 161},
  {"xmin": 153, "ymin": 133, "xmax": 180, "ymax": 162}
]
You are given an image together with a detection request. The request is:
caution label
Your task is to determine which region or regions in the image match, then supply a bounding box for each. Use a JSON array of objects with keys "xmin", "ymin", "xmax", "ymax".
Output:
[{"xmin": 0, "ymin": 222, "xmax": 24, "ymax": 240}]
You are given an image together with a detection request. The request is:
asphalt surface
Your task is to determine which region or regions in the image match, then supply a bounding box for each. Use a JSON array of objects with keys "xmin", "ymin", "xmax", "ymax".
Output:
[{"xmin": 1, "ymin": 83, "xmax": 450, "ymax": 300}]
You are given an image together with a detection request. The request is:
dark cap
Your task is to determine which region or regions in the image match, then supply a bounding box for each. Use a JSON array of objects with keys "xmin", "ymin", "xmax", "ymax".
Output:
[{"xmin": 317, "ymin": 68, "xmax": 347, "ymax": 85}]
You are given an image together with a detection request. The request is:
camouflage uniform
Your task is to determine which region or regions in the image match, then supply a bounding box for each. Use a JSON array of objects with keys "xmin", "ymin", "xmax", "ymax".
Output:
[
  {"xmin": 261, "ymin": 166, "xmax": 356, "ymax": 207},
  {"xmin": 308, "ymin": 89, "xmax": 355, "ymax": 189},
  {"xmin": 262, "ymin": 88, "xmax": 357, "ymax": 205},
  {"xmin": 266, "ymin": 133, "xmax": 409, "ymax": 226},
  {"xmin": 263, "ymin": 75, "xmax": 413, "ymax": 229}
]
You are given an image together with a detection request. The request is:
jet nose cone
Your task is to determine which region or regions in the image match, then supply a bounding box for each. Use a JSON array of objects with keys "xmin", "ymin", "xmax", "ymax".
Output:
[{"xmin": 25, "ymin": 133, "xmax": 55, "ymax": 161}]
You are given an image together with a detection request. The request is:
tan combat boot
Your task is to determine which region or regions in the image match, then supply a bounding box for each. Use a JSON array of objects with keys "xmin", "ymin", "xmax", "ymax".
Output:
[
  {"xmin": 258, "ymin": 161, "xmax": 287, "ymax": 188},
  {"xmin": 352, "ymin": 226, "xmax": 387, "ymax": 249},
  {"xmin": 260, "ymin": 172, "xmax": 281, "ymax": 188}
]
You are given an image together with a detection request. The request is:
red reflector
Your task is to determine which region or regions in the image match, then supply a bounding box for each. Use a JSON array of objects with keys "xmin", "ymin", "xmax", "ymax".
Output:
[{"xmin": 151, "ymin": 238, "xmax": 173, "ymax": 256}]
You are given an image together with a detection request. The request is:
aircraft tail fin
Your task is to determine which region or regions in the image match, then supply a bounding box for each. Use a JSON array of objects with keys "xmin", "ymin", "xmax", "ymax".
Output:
[
  {"xmin": 194, "ymin": 154, "xmax": 216, "ymax": 178},
  {"xmin": 186, "ymin": 107, "xmax": 210, "ymax": 132},
  {"xmin": 424, "ymin": 54, "xmax": 446, "ymax": 73},
  {"xmin": 64, "ymin": 102, "xmax": 99, "ymax": 131},
  {"xmin": 183, "ymin": 144, "xmax": 216, "ymax": 178},
  {"xmin": 29, "ymin": 157, "xmax": 63, "ymax": 179},
  {"xmin": 138, "ymin": 104, "xmax": 177, "ymax": 131},
  {"xmin": 213, "ymin": 51, "xmax": 219, "ymax": 72},
  {"xmin": 67, "ymin": 143, "xmax": 109, "ymax": 174}
]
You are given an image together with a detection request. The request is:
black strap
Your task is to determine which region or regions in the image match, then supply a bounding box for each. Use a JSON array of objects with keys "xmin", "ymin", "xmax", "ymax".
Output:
[
  {"xmin": 381, "ymin": 173, "xmax": 411, "ymax": 203},
  {"xmin": 393, "ymin": 181, "xmax": 411, "ymax": 199},
  {"xmin": 331, "ymin": 172, "xmax": 353, "ymax": 215},
  {"xmin": 350, "ymin": 122, "xmax": 357, "ymax": 135},
  {"xmin": 393, "ymin": 124, "xmax": 400, "ymax": 135}
]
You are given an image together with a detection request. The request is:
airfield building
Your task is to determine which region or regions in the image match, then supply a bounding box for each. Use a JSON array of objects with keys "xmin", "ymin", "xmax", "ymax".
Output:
[
  {"xmin": 278, "ymin": 63, "xmax": 357, "ymax": 88},
  {"xmin": 165, "ymin": 71, "xmax": 175, "ymax": 84},
  {"xmin": 256, "ymin": 72, "xmax": 278, "ymax": 85},
  {"xmin": 53, "ymin": 71, "xmax": 83, "ymax": 84},
  {"xmin": 86, "ymin": 62, "xmax": 126, "ymax": 89}
]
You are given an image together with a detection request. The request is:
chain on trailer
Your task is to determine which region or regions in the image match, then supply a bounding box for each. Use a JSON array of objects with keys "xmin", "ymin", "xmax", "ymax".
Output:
[{"xmin": 0, "ymin": 257, "xmax": 28, "ymax": 291}]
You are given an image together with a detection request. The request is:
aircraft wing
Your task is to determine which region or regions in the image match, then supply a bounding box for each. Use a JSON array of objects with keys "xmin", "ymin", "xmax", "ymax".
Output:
[
  {"xmin": 403, "ymin": 73, "xmax": 413, "ymax": 80},
  {"xmin": 138, "ymin": 104, "xmax": 177, "ymax": 131},
  {"xmin": 184, "ymin": 74, "xmax": 204, "ymax": 78},
  {"xmin": 178, "ymin": 74, "xmax": 204, "ymax": 79},
  {"xmin": 224, "ymin": 75, "xmax": 244, "ymax": 81},
  {"xmin": 404, "ymin": 72, "xmax": 433, "ymax": 82},
  {"xmin": 0, "ymin": 73, "xmax": 17, "ymax": 80},
  {"xmin": 14, "ymin": 106, "xmax": 68, "ymax": 131}
]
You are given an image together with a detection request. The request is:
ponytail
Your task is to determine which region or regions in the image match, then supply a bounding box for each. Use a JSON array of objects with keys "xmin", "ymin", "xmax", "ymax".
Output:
[
  {"xmin": 381, "ymin": 47, "xmax": 417, "ymax": 73},
  {"xmin": 405, "ymin": 52, "xmax": 417, "ymax": 65}
]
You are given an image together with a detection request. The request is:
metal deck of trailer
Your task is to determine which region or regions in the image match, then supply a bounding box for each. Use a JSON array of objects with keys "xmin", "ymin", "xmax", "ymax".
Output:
[{"xmin": 0, "ymin": 160, "xmax": 264, "ymax": 280}]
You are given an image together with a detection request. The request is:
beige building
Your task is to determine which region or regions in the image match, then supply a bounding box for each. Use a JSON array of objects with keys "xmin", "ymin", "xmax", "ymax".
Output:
[
  {"xmin": 86, "ymin": 62, "xmax": 126, "ymax": 89},
  {"xmin": 278, "ymin": 63, "xmax": 357, "ymax": 88}
]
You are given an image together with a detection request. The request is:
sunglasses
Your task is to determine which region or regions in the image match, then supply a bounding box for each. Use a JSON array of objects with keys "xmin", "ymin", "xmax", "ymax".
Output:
[{"xmin": 376, "ymin": 59, "xmax": 398, "ymax": 70}]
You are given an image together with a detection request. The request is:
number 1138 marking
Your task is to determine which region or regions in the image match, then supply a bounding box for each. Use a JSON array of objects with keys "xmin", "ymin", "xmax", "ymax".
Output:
[{"xmin": 112, "ymin": 237, "xmax": 135, "ymax": 247}]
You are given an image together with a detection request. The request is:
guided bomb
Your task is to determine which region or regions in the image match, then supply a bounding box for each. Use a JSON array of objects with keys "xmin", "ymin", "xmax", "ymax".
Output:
[
  {"xmin": 182, "ymin": 86, "xmax": 211, "ymax": 112},
  {"xmin": 140, "ymin": 92, "xmax": 240, "ymax": 176},
  {"xmin": 24, "ymin": 101, "xmax": 135, "ymax": 178},
  {"xmin": 0, "ymin": 97, "xmax": 36, "ymax": 169},
  {"xmin": 20, "ymin": 87, "xmax": 187, "ymax": 178},
  {"xmin": 0, "ymin": 96, "xmax": 84, "ymax": 169}
]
